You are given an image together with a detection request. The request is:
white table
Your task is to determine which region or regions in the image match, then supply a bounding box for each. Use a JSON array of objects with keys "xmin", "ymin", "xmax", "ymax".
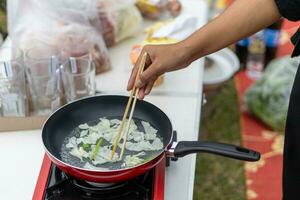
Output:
[{"xmin": 0, "ymin": 1, "xmax": 207, "ymax": 199}]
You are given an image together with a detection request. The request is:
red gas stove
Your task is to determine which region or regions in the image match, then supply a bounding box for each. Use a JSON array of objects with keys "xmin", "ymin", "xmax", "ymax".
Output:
[{"xmin": 32, "ymin": 132, "xmax": 178, "ymax": 200}]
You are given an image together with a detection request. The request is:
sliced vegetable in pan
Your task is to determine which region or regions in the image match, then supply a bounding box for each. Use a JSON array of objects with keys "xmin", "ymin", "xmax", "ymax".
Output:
[
  {"xmin": 90, "ymin": 138, "xmax": 104, "ymax": 160},
  {"xmin": 61, "ymin": 117, "xmax": 164, "ymax": 170}
]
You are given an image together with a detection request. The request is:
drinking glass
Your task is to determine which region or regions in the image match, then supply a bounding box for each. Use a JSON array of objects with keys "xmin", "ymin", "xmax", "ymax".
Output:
[
  {"xmin": 0, "ymin": 47, "xmax": 26, "ymax": 117},
  {"xmin": 0, "ymin": 61, "xmax": 26, "ymax": 116},
  {"xmin": 25, "ymin": 45, "xmax": 62, "ymax": 115},
  {"xmin": 61, "ymin": 57, "xmax": 96, "ymax": 102}
]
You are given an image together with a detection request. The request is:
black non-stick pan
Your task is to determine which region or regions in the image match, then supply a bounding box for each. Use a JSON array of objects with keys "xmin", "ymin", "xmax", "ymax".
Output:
[{"xmin": 42, "ymin": 95, "xmax": 260, "ymax": 182}]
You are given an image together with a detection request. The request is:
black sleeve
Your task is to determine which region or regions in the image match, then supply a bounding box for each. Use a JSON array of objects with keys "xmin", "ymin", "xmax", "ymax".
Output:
[{"xmin": 275, "ymin": 0, "xmax": 300, "ymax": 21}]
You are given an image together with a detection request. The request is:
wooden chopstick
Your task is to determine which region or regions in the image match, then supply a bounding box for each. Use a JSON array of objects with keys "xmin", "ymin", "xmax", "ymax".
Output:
[
  {"xmin": 119, "ymin": 53, "xmax": 147, "ymax": 160},
  {"xmin": 110, "ymin": 55, "xmax": 144, "ymax": 160},
  {"xmin": 110, "ymin": 52, "xmax": 148, "ymax": 160},
  {"xmin": 110, "ymin": 89, "xmax": 135, "ymax": 160},
  {"xmin": 118, "ymin": 87, "xmax": 141, "ymax": 160}
]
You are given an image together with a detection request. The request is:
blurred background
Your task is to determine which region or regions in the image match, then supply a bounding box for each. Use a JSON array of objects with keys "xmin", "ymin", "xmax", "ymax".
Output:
[{"xmin": 0, "ymin": 0, "xmax": 299, "ymax": 200}]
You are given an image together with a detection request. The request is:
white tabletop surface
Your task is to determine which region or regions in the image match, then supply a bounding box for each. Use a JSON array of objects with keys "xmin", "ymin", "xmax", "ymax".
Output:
[{"xmin": 0, "ymin": 0, "xmax": 207, "ymax": 199}]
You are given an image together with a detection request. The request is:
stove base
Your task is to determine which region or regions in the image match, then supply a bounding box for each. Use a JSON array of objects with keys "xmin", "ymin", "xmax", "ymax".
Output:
[{"xmin": 33, "ymin": 155, "xmax": 165, "ymax": 200}]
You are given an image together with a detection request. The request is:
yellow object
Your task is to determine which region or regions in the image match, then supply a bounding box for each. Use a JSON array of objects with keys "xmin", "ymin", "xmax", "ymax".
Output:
[
  {"xmin": 142, "ymin": 37, "xmax": 178, "ymax": 45},
  {"xmin": 144, "ymin": 20, "xmax": 173, "ymax": 39},
  {"xmin": 136, "ymin": 0, "xmax": 159, "ymax": 13},
  {"xmin": 215, "ymin": 0, "xmax": 227, "ymax": 9}
]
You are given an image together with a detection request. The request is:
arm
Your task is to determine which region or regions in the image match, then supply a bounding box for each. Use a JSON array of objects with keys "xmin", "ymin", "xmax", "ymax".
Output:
[
  {"xmin": 128, "ymin": 0, "xmax": 281, "ymax": 99},
  {"xmin": 183, "ymin": 0, "xmax": 281, "ymax": 61}
]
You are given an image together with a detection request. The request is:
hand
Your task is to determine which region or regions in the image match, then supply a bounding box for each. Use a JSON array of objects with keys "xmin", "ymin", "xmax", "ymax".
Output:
[{"xmin": 127, "ymin": 43, "xmax": 191, "ymax": 99}]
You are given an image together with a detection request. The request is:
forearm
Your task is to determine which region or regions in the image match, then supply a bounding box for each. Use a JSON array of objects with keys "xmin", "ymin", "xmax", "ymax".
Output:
[{"xmin": 181, "ymin": 0, "xmax": 281, "ymax": 62}]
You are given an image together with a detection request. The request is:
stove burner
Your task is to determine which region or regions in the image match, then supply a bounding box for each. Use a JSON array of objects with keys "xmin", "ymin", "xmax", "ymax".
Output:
[
  {"xmin": 69, "ymin": 172, "xmax": 150, "ymax": 195},
  {"xmin": 72, "ymin": 179, "xmax": 126, "ymax": 194},
  {"xmin": 63, "ymin": 172, "xmax": 118, "ymax": 189},
  {"xmin": 84, "ymin": 181, "xmax": 116, "ymax": 188},
  {"xmin": 44, "ymin": 165, "xmax": 154, "ymax": 200}
]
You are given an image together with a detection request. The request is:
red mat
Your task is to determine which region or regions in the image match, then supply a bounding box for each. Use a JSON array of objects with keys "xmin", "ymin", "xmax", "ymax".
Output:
[{"xmin": 235, "ymin": 20, "xmax": 300, "ymax": 200}]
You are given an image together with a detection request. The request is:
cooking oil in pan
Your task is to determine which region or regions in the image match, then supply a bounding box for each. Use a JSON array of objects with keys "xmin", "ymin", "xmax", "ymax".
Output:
[{"xmin": 60, "ymin": 117, "xmax": 163, "ymax": 170}]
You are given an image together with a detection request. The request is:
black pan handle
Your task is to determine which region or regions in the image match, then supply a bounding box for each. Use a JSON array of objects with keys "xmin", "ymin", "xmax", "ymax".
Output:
[{"xmin": 172, "ymin": 141, "xmax": 260, "ymax": 162}]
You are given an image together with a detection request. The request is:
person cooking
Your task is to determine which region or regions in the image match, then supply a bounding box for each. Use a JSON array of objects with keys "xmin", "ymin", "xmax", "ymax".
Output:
[{"xmin": 127, "ymin": 0, "xmax": 300, "ymax": 199}]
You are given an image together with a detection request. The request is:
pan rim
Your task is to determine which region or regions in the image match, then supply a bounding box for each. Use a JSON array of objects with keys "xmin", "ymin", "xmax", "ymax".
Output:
[{"xmin": 42, "ymin": 94, "xmax": 173, "ymax": 173}]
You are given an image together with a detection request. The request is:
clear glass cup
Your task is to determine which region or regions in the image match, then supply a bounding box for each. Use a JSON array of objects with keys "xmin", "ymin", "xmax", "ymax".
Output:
[
  {"xmin": 0, "ymin": 47, "xmax": 23, "ymax": 63},
  {"xmin": 0, "ymin": 47, "xmax": 26, "ymax": 117},
  {"xmin": 0, "ymin": 61, "xmax": 26, "ymax": 117},
  {"xmin": 61, "ymin": 57, "xmax": 96, "ymax": 102},
  {"xmin": 0, "ymin": 47, "xmax": 24, "ymax": 79},
  {"xmin": 25, "ymin": 45, "xmax": 62, "ymax": 115}
]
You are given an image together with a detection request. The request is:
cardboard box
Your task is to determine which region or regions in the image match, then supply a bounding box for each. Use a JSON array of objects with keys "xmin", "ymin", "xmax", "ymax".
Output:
[{"xmin": 0, "ymin": 115, "xmax": 48, "ymax": 132}]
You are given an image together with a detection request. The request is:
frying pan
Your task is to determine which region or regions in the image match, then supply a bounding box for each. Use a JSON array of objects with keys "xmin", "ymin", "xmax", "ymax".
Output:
[{"xmin": 42, "ymin": 95, "xmax": 260, "ymax": 183}]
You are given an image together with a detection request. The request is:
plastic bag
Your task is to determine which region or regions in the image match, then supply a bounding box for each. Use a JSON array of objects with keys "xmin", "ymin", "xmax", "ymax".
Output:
[
  {"xmin": 244, "ymin": 56, "xmax": 300, "ymax": 131},
  {"xmin": 8, "ymin": 0, "xmax": 111, "ymax": 74},
  {"xmin": 95, "ymin": 0, "xmax": 143, "ymax": 47}
]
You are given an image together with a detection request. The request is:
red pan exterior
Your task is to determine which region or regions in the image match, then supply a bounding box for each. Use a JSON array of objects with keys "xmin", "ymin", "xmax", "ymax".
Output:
[{"xmin": 46, "ymin": 150, "xmax": 166, "ymax": 182}]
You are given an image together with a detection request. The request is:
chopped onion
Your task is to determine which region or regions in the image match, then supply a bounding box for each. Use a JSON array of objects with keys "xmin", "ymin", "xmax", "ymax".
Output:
[
  {"xmin": 65, "ymin": 118, "xmax": 163, "ymax": 169},
  {"xmin": 84, "ymin": 162, "xmax": 109, "ymax": 170},
  {"xmin": 80, "ymin": 130, "xmax": 89, "ymax": 137},
  {"xmin": 69, "ymin": 146, "xmax": 90, "ymax": 161},
  {"xmin": 66, "ymin": 137, "xmax": 77, "ymax": 148},
  {"xmin": 92, "ymin": 145, "xmax": 119, "ymax": 165},
  {"xmin": 79, "ymin": 123, "xmax": 89, "ymax": 129},
  {"xmin": 142, "ymin": 121, "xmax": 158, "ymax": 140},
  {"xmin": 122, "ymin": 152, "xmax": 146, "ymax": 167}
]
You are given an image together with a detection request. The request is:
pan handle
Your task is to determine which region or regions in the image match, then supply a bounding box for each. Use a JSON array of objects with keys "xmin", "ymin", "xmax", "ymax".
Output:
[{"xmin": 170, "ymin": 141, "xmax": 260, "ymax": 162}]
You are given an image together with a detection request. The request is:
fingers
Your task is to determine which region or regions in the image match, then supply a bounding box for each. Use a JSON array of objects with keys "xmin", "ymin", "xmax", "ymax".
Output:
[
  {"xmin": 136, "ymin": 61, "xmax": 162, "ymax": 88},
  {"xmin": 127, "ymin": 64, "xmax": 139, "ymax": 90},
  {"xmin": 127, "ymin": 45, "xmax": 161, "ymax": 99},
  {"xmin": 144, "ymin": 78, "xmax": 156, "ymax": 95},
  {"xmin": 137, "ymin": 77, "xmax": 156, "ymax": 99},
  {"xmin": 137, "ymin": 76, "xmax": 157, "ymax": 99},
  {"xmin": 127, "ymin": 47, "xmax": 152, "ymax": 91},
  {"xmin": 138, "ymin": 87, "xmax": 146, "ymax": 100}
]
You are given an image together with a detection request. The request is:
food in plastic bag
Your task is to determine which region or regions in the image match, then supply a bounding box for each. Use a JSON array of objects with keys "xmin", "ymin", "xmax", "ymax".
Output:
[
  {"xmin": 51, "ymin": 24, "xmax": 111, "ymax": 74},
  {"xmin": 96, "ymin": 0, "xmax": 143, "ymax": 47},
  {"xmin": 244, "ymin": 56, "xmax": 300, "ymax": 131},
  {"xmin": 8, "ymin": 0, "xmax": 111, "ymax": 74},
  {"xmin": 136, "ymin": 0, "xmax": 181, "ymax": 20}
]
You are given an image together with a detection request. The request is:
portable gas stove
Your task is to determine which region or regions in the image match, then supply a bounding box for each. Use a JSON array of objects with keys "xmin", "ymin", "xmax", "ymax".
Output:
[{"xmin": 32, "ymin": 132, "xmax": 178, "ymax": 200}]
